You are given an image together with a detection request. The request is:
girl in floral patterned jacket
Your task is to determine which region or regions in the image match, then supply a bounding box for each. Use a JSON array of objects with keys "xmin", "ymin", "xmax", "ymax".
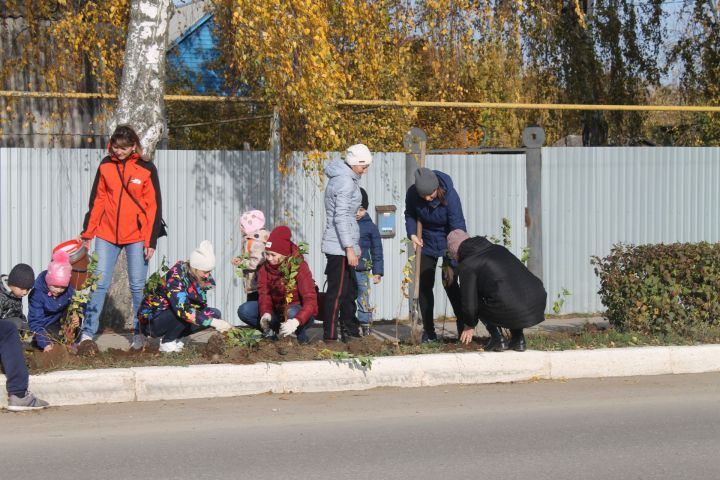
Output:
[{"xmin": 137, "ymin": 240, "xmax": 233, "ymax": 353}]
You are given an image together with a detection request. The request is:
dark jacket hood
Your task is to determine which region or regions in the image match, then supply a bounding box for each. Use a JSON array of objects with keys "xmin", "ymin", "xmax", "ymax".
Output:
[{"xmin": 457, "ymin": 236, "xmax": 494, "ymax": 262}]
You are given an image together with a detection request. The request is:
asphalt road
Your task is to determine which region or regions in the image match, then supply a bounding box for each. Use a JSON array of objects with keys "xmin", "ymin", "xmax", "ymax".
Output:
[{"xmin": 3, "ymin": 373, "xmax": 719, "ymax": 479}]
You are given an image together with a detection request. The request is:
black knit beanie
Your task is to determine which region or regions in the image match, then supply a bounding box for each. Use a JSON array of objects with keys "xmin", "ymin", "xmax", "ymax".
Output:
[
  {"xmin": 8, "ymin": 263, "xmax": 35, "ymax": 290},
  {"xmin": 360, "ymin": 188, "xmax": 369, "ymax": 210}
]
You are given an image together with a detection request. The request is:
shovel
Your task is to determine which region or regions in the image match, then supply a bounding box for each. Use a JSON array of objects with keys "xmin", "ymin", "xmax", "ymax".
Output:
[
  {"xmin": 409, "ymin": 221, "xmax": 423, "ymax": 344},
  {"xmin": 403, "ymin": 127, "xmax": 428, "ymax": 345}
]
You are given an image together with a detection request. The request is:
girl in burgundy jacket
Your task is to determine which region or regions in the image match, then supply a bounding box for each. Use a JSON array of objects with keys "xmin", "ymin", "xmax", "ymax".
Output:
[{"xmin": 237, "ymin": 226, "xmax": 317, "ymax": 343}]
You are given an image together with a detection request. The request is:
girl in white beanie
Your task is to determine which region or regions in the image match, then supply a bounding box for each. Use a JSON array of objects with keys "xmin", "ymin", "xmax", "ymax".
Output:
[{"xmin": 136, "ymin": 240, "xmax": 233, "ymax": 353}]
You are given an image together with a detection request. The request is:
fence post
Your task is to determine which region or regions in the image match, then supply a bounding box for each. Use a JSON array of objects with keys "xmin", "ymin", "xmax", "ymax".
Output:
[
  {"xmin": 403, "ymin": 128, "xmax": 427, "ymax": 332},
  {"xmin": 270, "ymin": 106, "xmax": 282, "ymax": 225},
  {"xmin": 523, "ymin": 125, "xmax": 545, "ymax": 281}
]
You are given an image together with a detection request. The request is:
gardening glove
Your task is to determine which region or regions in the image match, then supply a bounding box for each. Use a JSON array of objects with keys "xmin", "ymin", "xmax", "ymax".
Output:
[
  {"xmin": 260, "ymin": 313, "xmax": 272, "ymax": 333},
  {"xmin": 279, "ymin": 318, "xmax": 300, "ymax": 337},
  {"xmin": 210, "ymin": 318, "xmax": 233, "ymax": 333}
]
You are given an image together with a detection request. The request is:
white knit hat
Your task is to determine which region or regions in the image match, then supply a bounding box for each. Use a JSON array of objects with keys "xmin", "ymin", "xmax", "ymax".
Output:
[
  {"xmin": 345, "ymin": 144, "xmax": 372, "ymax": 166},
  {"xmin": 190, "ymin": 240, "xmax": 216, "ymax": 271}
]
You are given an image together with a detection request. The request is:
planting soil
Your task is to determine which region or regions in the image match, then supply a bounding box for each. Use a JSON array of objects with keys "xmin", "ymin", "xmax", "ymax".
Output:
[
  {"xmin": 23, "ymin": 330, "xmax": 492, "ymax": 374},
  {"xmin": 24, "ymin": 320, "xmax": 716, "ymax": 375}
]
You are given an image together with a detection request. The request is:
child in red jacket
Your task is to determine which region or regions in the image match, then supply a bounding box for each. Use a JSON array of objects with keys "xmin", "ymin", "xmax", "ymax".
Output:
[{"xmin": 237, "ymin": 226, "xmax": 317, "ymax": 343}]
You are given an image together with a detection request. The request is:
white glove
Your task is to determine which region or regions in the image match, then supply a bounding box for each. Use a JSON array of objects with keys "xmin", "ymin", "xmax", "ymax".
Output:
[
  {"xmin": 260, "ymin": 313, "xmax": 272, "ymax": 332},
  {"xmin": 279, "ymin": 318, "xmax": 300, "ymax": 337},
  {"xmin": 210, "ymin": 318, "xmax": 233, "ymax": 333}
]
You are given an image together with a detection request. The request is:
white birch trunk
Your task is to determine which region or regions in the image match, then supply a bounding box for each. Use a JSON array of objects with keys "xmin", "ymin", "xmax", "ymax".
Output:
[
  {"xmin": 103, "ymin": 0, "xmax": 172, "ymax": 331},
  {"xmin": 111, "ymin": 0, "xmax": 173, "ymax": 160}
]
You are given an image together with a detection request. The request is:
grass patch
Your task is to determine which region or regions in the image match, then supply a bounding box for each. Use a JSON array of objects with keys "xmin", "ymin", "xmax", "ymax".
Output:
[{"xmin": 527, "ymin": 323, "xmax": 720, "ymax": 351}]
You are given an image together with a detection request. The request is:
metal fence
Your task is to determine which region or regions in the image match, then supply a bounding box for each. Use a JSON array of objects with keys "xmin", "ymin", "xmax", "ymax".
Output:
[
  {"xmin": 1, "ymin": 147, "xmax": 718, "ymax": 323},
  {"xmin": 542, "ymin": 147, "xmax": 720, "ymax": 312}
]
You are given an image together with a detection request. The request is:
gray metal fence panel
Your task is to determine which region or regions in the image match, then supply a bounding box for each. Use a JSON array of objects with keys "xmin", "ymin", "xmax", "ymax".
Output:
[
  {"xmin": 3, "ymin": 147, "xmax": 718, "ymax": 322},
  {"xmin": 0, "ymin": 148, "xmax": 275, "ymax": 324},
  {"xmin": 542, "ymin": 147, "xmax": 720, "ymax": 313}
]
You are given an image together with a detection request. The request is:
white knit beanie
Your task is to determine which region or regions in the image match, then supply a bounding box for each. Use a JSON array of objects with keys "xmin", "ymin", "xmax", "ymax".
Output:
[
  {"xmin": 345, "ymin": 144, "xmax": 372, "ymax": 166},
  {"xmin": 190, "ymin": 240, "xmax": 216, "ymax": 271}
]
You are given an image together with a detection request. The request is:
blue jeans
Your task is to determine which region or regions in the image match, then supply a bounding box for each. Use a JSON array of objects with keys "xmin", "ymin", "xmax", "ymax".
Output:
[
  {"xmin": 0, "ymin": 319, "xmax": 29, "ymax": 396},
  {"xmin": 237, "ymin": 302, "xmax": 314, "ymax": 343},
  {"xmin": 81, "ymin": 238, "xmax": 149, "ymax": 338},
  {"xmin": 355, "ymin": 271, "xmax": 373, "ymax": 324}
]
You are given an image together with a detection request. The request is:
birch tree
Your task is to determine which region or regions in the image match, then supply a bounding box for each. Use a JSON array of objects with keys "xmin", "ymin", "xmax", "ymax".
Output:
[{"xmin": 112, "ymin": 0, "xmax": 173, "ymax": 158}]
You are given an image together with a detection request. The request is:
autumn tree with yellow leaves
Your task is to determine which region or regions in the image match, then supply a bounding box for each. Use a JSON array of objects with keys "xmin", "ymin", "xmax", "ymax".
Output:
[
  {"xmin": 1, "ymin": 0, "xmax": 718, "ymax": 150},
  {"xmin": 0, "ymin": 0, "xmax": 129, "ymax": 145}
]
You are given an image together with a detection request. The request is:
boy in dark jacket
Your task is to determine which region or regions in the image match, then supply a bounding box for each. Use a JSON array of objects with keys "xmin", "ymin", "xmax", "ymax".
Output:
[
  {"xmin": 448, "ymin": 230, "xmax": 547, "ymax": 352},
  {"xmin": 0, "ymin": 263, "xmax": 49, "ymax": 410},
  {"xmin": 28, "ymin": 252, "xmax": 77, "ymax": 352},
  {"xmin": 355, "ymin": 188, "xmax": 383, "ymax": 335},
  {"xmin": 0, "ymin": 263, "xmax": 35, "ymax": 333}
]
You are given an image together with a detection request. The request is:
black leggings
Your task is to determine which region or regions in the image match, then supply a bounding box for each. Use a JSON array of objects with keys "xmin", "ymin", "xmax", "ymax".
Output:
[
  {"xmin": 322, "ymin": 254, "xmax": 360, "ymax": 340},
  {"xmin": 418, "ymin": 254, "xmax": 463, "ymax": 335}
]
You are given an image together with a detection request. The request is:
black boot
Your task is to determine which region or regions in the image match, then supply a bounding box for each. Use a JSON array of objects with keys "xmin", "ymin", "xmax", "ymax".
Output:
[
  {"xmin": 508, "ymin": 329, "xmax": 526, "ymax": 352},
  {"xmin": 484, "ymin": 325, "xmax": 507, "ymax": 352}
]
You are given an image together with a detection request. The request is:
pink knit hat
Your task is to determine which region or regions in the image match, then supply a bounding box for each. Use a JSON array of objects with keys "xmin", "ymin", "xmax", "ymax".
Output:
[
  {"xmin": 46, "ymin": 251, "xmax": 72, "ymax": 287},
  {"xmin": 447, "ymin": 229, "xmax": 470, "ymax": 259},
  {"xmin": 240, "ymin": 210, "xmax": 266, "ymax": 235}
]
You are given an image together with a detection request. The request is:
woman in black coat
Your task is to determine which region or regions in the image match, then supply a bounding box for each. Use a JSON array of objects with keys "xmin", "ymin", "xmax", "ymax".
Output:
[{"xmin": 447, "ymin": 230, "xmax": 547, "ymax": 352}]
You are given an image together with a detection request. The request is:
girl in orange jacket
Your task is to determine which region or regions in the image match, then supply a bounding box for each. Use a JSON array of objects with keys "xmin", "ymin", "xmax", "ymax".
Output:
[{"xmin": 76, "ymin": 125, "xmax": 163, "ymax": 349}]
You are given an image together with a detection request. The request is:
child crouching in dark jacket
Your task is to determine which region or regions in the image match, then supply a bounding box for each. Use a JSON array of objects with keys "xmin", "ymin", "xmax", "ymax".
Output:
[
  {"xmin": 1, "ymin": 263, "xmax": 49, "ymax": 410},
  {"xmin": 28, "ymin": 252, "xmax": 77, "ymax": 352},
  {"xmin": 237, "ymin": 226, "xmax": 317, "ymax": 343}
]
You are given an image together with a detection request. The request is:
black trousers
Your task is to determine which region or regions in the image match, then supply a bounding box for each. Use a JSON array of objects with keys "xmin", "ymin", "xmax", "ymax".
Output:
[
  {"xmin": 323, "ymin": 254, "xmax": 361, "ymax": 340},
  {"xmin": 418, "ymin": 254, "xmax": 464, "ymax": 336},
  {"xmin": 149, "ymin": 310, "xmax": 207, "ymax": 342}
]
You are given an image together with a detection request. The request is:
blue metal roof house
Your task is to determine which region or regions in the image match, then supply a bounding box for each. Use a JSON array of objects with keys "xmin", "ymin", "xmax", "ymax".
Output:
[{"xmin": 167, "ymin": 7, "xmax": 227, "ymax": 94}]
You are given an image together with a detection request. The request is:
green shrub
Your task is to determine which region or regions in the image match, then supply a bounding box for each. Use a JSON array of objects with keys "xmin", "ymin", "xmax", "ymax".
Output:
[{"xmin": 591, "ymin": 243, "xmax": 720, "ymax": 335}]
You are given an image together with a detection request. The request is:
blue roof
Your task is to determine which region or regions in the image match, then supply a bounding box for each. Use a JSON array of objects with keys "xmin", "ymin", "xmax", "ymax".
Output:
[{"xmin": 167, "ymin": 13, "xmax": 227, "ymax": 94}]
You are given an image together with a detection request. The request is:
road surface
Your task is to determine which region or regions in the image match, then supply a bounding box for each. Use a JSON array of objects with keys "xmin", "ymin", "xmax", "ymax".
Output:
[{"xmin": 3, "ymin": 373, "xmax": 719, "ymax": 479}]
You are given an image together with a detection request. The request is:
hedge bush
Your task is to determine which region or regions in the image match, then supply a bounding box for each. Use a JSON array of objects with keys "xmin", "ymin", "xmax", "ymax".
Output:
[{"xmin": 591, "ymin": 242, "xmax": 720, "ymax": 335}]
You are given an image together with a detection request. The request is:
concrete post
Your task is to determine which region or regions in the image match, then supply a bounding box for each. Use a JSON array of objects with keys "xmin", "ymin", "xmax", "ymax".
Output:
[
  {"xmin": 522, "ymin": 125, "xmax": 545, "ymax": 281},
  {"xmin": 270, "ymin": 106, "xmax": 282, "ymax": 225}
]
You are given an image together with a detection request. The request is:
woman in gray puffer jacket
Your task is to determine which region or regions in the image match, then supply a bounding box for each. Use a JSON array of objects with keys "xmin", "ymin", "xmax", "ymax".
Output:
[{"xmin": 321, "ymin": 144, "xmax": 372, "ymax": 341}]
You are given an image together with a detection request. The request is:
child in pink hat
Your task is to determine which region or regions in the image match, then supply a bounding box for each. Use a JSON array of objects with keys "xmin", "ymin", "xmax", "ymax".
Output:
[
  {"xmin": 27, "ymin": 251, "xmax": 77, "ymax": 352},
  {"xmin": 232, "ymin": 210, "xmax": 270, "ymax": 301}
]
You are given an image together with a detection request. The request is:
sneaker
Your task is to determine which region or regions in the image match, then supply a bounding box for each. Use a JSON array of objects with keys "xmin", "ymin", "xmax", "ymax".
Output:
[
  {"xmin": 130, "ymin": 333, "xmax": 147, "ymax": 350},
  {"xmin": 360, "ymin": 325, "xmax": 370, "ymax": 336},
  {"xmin": 7, "ymin": 391, "xmax": 49, "ymax": 411},
  {"xmin": 421, "ymin": 332, "xmax": 438, "ymax": 343},
  {"xmin": 79, "ymin": 333, "xmax": 93, "ymax": 343},
  {"xmin": 159, "ymin": 339, "xmax": 184, "ymax": 353}
]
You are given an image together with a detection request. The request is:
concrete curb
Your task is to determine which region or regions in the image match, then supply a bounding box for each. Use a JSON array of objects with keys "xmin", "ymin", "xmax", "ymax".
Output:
[{"xmin": 2, "ymin": 345, "xmax": 720, "ymax": 407}]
